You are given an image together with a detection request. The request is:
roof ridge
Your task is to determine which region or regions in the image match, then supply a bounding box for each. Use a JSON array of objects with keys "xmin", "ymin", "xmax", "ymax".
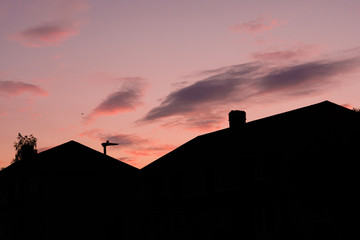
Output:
[
  {"xmin": 247, "ymin": 100, "xmax": 348, "ymax": 125},
  {"xmin": 38, "ymin": 140, "xmax": 139, "ymax": 170}
]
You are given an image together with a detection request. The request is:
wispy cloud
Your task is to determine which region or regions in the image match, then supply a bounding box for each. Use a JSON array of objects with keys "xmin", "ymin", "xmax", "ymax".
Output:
[
  {"xmin": 0, "ymin": 80, "xmax": 48, "ymax": 97},
  {"xmin": 341, "ymin": 103, "xmax": 353, "ymax": 109},
  {"xmin": 230, "ymin": 15, "xmax": 285, "ymax": 34},
  {"xmin": 251, "ymin": 44, "xmax": 323, "ymax": 61},
  {"xmin": 141, "ymin": 52, "xmax": 360, "ymax": 129},
  {"xmin": 84, "ymin": 78, "xmax": 146, "ymax": 123},
  {"xmin": 122, "ymin": 143, "xmax": 176, "ymax": 168},
  {"xmin": 103, "ymin": 133, "xmax": 149, "ymax": 146},
  {"xmin": 9, "ymin": 21, "xmax": 80, "ymax": 47},
  {"xmin": 124, "ymin": 144, "xmax": 175, "ymax": 157},
  {"xmin": 80, "ymin": 129, "xmax": 149, "ymax": 147},
  {"xmin": 258, "ymin": 58, "xmax": 359, "ymax": 93},
  {"xmin": 80, "ymin": 128, "xmax": 176, "ymax": 167},
  {"xmin": 7, "ymin": 0, "xmax": 89, "ymax": 47}
]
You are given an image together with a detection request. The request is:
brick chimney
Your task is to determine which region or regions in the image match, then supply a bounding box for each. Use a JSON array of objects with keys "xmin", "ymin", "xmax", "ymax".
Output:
[{"xmin": 229, "ymin": 110, "xmax": 246, "ymax": 129}]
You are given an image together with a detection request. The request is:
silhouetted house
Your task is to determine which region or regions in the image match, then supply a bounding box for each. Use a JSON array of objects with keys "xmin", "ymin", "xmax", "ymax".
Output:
[
  {"xmin": 138, "ymin": 101, "xmax": 360, "ymax": 240},
  {"xmin": 1, "ymin": 101, "xmax": 359, "ymax": 240},
  {"xmin": 0, "ymin": 141, "xmax": 139, "ymax": 240}
]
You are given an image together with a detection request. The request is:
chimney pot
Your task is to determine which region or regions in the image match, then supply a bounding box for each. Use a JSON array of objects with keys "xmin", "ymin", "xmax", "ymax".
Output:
[{"xmin": 229, "ymin": 110, "xmax": 246, "ymax": 129}]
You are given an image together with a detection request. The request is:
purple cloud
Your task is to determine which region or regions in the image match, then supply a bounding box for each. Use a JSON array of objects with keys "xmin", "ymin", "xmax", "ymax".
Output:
[
  {"xmin": 259, "ymin": 58, "xmax": 359, "ymax": 92},
  {"xmin": 85, "ymin": 78, "xmax": 146, "ymax": 122},
  {"xmin": 0, "ymin": 80, "xmax": 48, "ymax": 96},
  {"xmin": 104, "ymin": 134, "xmax": 149, "ymax": 146},
  {"xmin": 8, "ymin": 0, "xmax": 90, "ymax": 47},
  {"xmin": 81, "ymin": 129, "xmax": 149, "ymax": 147},
  {"xmin": 80, "ymin": 128, "xmax": 176, "ymax": 168},
  {"xmin": 141, "ymin": 55, "xmax": 360, "ymax": 128},
  {"xmin": 9, "ymin": 21, "xmax": 80, "ymax": 47}
]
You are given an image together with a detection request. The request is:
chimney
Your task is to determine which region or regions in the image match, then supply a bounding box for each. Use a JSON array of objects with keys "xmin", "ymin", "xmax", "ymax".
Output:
[{"xmin": 229, "ymin": 110, "xmax": 246, "ymax": 129}]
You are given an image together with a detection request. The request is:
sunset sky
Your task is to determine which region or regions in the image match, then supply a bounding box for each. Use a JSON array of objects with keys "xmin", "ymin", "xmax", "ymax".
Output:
[{"xmin": 1, "ymin": 0, "xmax": 360, "ymax": 168}]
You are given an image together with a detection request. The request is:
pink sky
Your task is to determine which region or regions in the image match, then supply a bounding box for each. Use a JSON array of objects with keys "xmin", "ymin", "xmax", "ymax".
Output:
[{"xmin": 1, "ymin": 0, "xmax": 360, "ymax": 168}]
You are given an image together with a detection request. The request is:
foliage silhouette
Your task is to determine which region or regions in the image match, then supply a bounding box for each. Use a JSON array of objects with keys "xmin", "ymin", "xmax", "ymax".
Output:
[
  {"xmin": 353, "ymin": 107, "xmax": 360, "ymax": 113},
  {"xmin": 12, "ymin": 133, "xmax": 37, "ymax": 164}
]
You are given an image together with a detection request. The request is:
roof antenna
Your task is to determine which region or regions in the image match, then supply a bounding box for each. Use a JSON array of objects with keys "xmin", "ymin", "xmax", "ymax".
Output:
[{"xmin": 101, "ymin": 140, "xmax": 119, "ymax": 155}]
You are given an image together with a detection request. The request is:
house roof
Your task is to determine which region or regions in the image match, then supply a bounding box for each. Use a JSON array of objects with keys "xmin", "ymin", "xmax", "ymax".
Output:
[
  {"xmin": 0, "ymin": 140, "xmax": 139, "ymax": 179},
  {"xmin": 38, "ymin": 140, "xmax": 139, "ymax": 172},
  {"xmin": 141, "ymin": 100, "xmax": 360, "ymax": 171}
]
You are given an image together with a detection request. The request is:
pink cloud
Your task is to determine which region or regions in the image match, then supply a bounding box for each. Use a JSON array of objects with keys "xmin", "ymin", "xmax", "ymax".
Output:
[
  {"xmin": 124, "ymin": 150, "xmax": 155, "ymax": 157},
  {"xmin": 252, "ymin": 44, "xmax": 323, "ymax": 61},
  {"xmin": 253, "ymin": 49, "xmax": 309, "ymax": 61},
  {"xmin": 159, "ymin": 112, "xmax": 225, "ymax": 132},
  {"xmin": 342, "ymin": 104, "xmax": 353, "ymax": 109},
  {"xmin": 125, "ymin": 144, "xmax": 176, "ymax": 157},
  {"xmin": 9, "ymin": 22, "xmax": 79, "ymax": 47},
  {"xmin": 79, "ymin": 128, "xmax": 103, "ymax": 140},
  {"xmin": 80, "ymin": 128, "xmax": 176, "ymax": 167},
  {"xmin": 80, "ymin": 129, "xmax": 149, "ymax": 147},
  {"xmin": 230, "ymin": 15, "xmax": 285, "ymax": 34},
  {"xmin": 0, "ymin": 80, "xmax": 48, "ymax": 97},
  {"xmin": 91, "ymin": 89, "xmax": 141, "ymax": 114},
  {"xmin": 84, "ymin": 78, "xmax": 146, "ymax": 123},
  {"xmin": 7, "ymin": 0, "xmax": 90, "ymax": 47},
  {"xmin": 116, "ymin": 156, "xmax": 142, "ymax": 168}
]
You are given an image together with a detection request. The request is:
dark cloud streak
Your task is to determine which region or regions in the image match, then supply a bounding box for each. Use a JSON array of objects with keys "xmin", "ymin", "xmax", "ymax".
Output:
[
  {"xmin": 92, "ymin": 89, "xmax": 142, "ymax": 113},
  {"xmin": 80, "ymin": 129, "xmax": 148, "ymax": 147},
  {"xmin": 260, "ymin": 57, "xmax": 360, "ymax": 92},
  {"xmin": 105, "ymin": 134, "xmax": 149, "ymax": 147},
  {"xmin": 85, "ymin": 78, "xmax": 146, "ymax": 122},
  {"xmin": 141, "ymin": 55, "xmax": 360, "ymax": 127},
  {"xmin": 143, "ymin": 63, "xmax": 260, "ymax": 122}
]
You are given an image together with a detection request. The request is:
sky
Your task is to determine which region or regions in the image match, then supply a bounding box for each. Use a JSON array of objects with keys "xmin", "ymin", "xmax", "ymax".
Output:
[{"xmin": 1, "ymin": 0, "xmax": 360, "ymax": 169}]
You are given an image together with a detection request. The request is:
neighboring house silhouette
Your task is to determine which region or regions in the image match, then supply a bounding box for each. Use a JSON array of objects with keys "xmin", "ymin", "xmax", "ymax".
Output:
[
  {"xmin": 0, "ymin": 141, "xmax": 139, "ymax": 240},
  {"xmin": 0, "ymin": 100, "xmax": 359, "ymax": 240},
  {"xmin": 139, "ymin": 100, "xmax": 360, "ymax": 240}
]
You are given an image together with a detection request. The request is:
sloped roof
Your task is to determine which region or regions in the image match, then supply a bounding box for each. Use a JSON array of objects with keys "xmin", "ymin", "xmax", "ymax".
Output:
[
  {"xmin": 142, "ymin": 100, "xmax": 360, "ymax": 171},
  {"xmin": 0, "ymin": 140, "xmax": 138, "ymax": 179},
  {"xmin": 38, "ymin": 140, "xmax": 139, "ymax": 172}
]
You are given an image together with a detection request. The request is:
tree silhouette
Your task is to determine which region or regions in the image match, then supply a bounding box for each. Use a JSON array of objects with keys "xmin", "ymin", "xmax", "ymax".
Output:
[
  {"xmin": 12, "ymin": 133, "xmax": 38, "ymax": 164},
  {"xmin": 353, "ymin": 107, "xmax": 360, "ymax": 113}
]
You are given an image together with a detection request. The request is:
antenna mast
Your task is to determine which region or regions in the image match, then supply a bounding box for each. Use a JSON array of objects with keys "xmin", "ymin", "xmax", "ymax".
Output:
[{"xmin": 101, "ymin": 140, "xmax": 119, "ymax": 155}]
